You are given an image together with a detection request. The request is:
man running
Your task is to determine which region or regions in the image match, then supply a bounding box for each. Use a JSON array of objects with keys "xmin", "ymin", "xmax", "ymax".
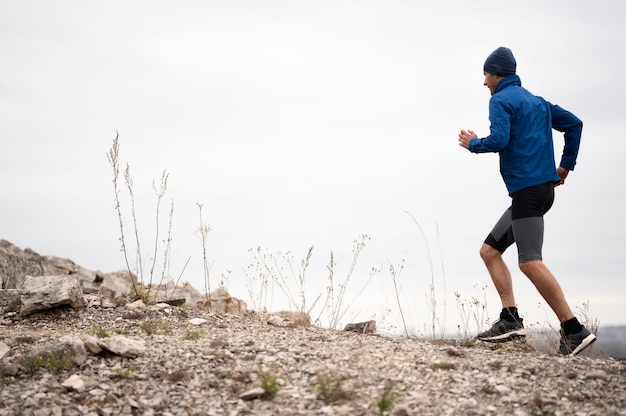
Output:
[{"xmin": 457, "ymin": 47, "xmax": 596, "ymax": 356}]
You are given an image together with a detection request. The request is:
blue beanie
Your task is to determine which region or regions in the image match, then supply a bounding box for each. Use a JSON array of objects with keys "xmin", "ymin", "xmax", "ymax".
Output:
[{"xmin": 484, "ymin": 47, "xmax": 516, "ymax": 76}]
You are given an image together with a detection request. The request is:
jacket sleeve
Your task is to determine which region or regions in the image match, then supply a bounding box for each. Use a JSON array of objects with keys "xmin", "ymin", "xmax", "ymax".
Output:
[
  {"xmin": 469, "ymin": 97, "xmax": 511, "ymax": 153},
  {"xmin": 550, "ymin": 104, "xmax": 583, "ymax": 171}
]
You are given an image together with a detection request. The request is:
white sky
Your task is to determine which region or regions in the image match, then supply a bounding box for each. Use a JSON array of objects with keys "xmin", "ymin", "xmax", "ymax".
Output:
[{"xmin": 2, "ymin": 0, "xmax": 625, "ymax": 336}]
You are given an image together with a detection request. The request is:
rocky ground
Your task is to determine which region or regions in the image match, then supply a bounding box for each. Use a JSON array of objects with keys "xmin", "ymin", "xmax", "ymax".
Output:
[{"xmin": 1, "ymin": 304, "xmax": 625, "ymax": 416}]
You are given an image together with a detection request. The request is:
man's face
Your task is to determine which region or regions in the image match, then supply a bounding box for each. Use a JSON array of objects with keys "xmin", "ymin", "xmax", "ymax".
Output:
[{"xmin": 484, "ymin": 72, "xmax": 503, "ymax": 96}]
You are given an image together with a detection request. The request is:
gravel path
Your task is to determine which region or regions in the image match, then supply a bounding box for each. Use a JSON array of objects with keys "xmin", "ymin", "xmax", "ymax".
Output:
[{"xmin": 1, "ymin": 305, "xmax": 625, "ymax": 416}]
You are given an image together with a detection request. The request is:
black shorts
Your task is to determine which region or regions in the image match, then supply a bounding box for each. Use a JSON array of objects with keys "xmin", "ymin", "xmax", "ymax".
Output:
[{"xmin": 484, "ymin": 182, "xmax": 555, "ymax": 263}]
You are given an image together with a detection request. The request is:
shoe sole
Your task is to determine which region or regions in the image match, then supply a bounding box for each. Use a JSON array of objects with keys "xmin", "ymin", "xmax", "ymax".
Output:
[
  {"xmin": 568, "ymin": 333, "xmax": 597, "ymax": 356},
  {"xmin": 477, "ymin": 328, "xmax": 528, "ymax": 343}
]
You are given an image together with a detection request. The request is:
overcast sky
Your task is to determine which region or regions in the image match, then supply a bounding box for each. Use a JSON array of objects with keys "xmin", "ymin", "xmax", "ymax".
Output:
[{"xmin": 2, "ymin": 0, "xmax": 625, "ymax": 336}]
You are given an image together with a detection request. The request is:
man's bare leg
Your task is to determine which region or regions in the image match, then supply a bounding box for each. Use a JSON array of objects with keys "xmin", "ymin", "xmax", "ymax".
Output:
[
  {"xmin": 519, "ymin": 260, "xmax": 574, "ymax": 323},
  {"xmin": 479, "ymin": 243, "xmax": 516, "ymax": 308}
]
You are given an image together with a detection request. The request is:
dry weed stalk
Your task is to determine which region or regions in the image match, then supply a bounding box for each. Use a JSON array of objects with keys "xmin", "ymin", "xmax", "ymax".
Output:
[
  {"xmin": 319, "ymin": 234, "xmax": 378, "ymax": 330},
  {"xmin": 389, "ymin": 259, "xmax": 410, "ymax": 337},
  {"xmin": 107, "ymin": 132, "xmax": 138, "ymax": 296},
  {"xmin": 107, "ymin": 132, "xmax": 182, "ymax": 302},
  {"xmin": 405, "ymin": 211, "xmax": 447, "ymax": 339},
  {"xmin": 196, "ymin": 203, "xmax": 213, "ymax": 302}
]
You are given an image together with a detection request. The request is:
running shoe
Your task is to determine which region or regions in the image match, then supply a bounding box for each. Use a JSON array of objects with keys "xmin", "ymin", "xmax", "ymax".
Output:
[
  {"xmin": 477, "ymin": 318, "xmax": 527, "ymax": 342},
  {"xmin": 558, "ymin": 327, "xmax": 596, "ymax": 356}
]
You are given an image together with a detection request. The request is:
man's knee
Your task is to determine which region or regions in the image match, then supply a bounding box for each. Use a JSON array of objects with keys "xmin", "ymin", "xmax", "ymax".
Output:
[
  {"xmin": 518, "ymin": 259, "xmax": 542, "ymax": 276},
  {"xmin": 479, "ymin": 243, "xmax": 500, "ymax": 263}
]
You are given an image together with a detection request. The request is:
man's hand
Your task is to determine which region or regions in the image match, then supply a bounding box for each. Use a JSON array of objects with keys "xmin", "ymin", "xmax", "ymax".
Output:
[
  {"xmin": 555, "ymin": 167, "xmax": 569, "ymax": 187},
  {"xmin": 458, "ymin": 129, "xmax": 477, "ymax": 149}
]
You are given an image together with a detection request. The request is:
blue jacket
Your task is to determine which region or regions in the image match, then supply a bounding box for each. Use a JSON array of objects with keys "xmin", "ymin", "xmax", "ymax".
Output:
[{"xmin": 469, "ymin": 75, "xmax": 583, "ymax": 195}]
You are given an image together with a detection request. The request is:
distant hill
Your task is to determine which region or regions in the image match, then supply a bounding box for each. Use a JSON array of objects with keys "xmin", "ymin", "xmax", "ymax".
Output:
[{"xmin": 593, "ymin": 325, "xmax": 626, "ymax": 358}]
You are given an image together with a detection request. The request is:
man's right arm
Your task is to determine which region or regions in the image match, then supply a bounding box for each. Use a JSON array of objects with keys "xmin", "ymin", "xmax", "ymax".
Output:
[{"xmin": 551, "ymin": 104, "xmax": 583, "ymax": 171}]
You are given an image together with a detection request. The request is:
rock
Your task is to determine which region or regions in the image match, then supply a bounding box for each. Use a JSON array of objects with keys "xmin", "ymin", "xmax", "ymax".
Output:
[
  {"xmin": 0, "ymin": 289, "xmax": 22, "ymax": 313},
  {"xmin": 98, "ymin": 336, "xmax": 145, "ymax": 358},
  {"xmin": 153, "ymin": 290, "xmax": 186, "ymax": 306},
  {"xmin": 1, "ymin": 362, "xmax": 19, "ymax": 377},
  {"xmin": 125, "ymin": 299, "xmax": 145, "ymax": 311},
  {"xmin": 239, "ymin": 387, "xmax": 266, "ymax": 401},
  {"xmin": 267, "ymin": 315, "xmax": 284, "ymax": 327},
  {"xmin": 99, "ymin": 270, "xmax": 135, "ymax": 297},
  {"xmin": 57, "ymin": 335, "xmax": 88, "ymax": 365},
  {"xmin": 0, "ymin": 241, "xmax": 243, "ymax": 317},
  {"xmin": 189, "ymin": 318, "xmax": 208, "ymax": 326},
  {"xmin": 274, "ymin": 311, "xmax": 311, "ymax": 326},
  {"xmin": 62, "ymin": 374, "xmax": 86, "ymax": 391},
  {"xmin": 0, "ymin": 240, "xmax": 45, "ymax": 289},
  {"xmin": 344, "ymin": 320, "xmax": 376, "ymax": 334},
  {"xmin": 97, "ymin": 286, "xmax": 118, "ymax": 308},
  {"xmin": 0, "ymin": 341, "xmax": 9, "ymax": 359},
  {"xmin": 83, "ymin": 336, "xmax": 103, "ymax": 354},
  {"xmin": 197, "ymin": 286, "xmax": 247, "ymax": 314},
  {"xmin": 19, "ymin": 275, "xmax": 86, "ymax": 316},
  {"xmin": 30, "ymin": 336, "xmax": 87, "ymax": 367}
]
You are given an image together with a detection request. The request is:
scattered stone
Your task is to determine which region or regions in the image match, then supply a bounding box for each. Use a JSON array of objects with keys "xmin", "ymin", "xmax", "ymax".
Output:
[
  {"xmin": 62, "ymin": 374, "xmax": 86, "ymax": 391},
  {"xmin": 125, "ymin": 299, "xmax": 145, "ymax": 311},
  {"xmin": 57, "ymin": 335, "xmax": 88, "ymax": 365},
  {"xmin": 0, "ymin": 289, "xmax": 21, "ymax": 312},
  {"xmin": 189, "ymin": 318, "xmax": 208, "ymax": 326},
  {"xmin": 239, "ymin": 387, "xmax": 266, "ymax": 401},
  {"xmin": 344, "ymin": 320, "xmax": 376, "ymax": 334},
  {"xmin": 1, "ymin": 362, "xmax": 19, "ymax": 377},
  {"xmin": 197, "ymin": 286, "xmax": 247, "ymax": 314},
  {"xmin": 98, "ymin": 336, "xmax": 146, "ymax": 358},
  {"xmin": 267, "ymin": 315, "xmax": 284, "ymax": 327},
  {"xmin": 0, "ymin": 306, "xmax": 624, "ymax": 415},
  {"xmin": 97, "ymin": 286, "xmax": 118, "ymax": 308},
  {"xmin": 83, "ymin": 336, "xmax": 103, "ymax": 354},
  {"xmin": 0, "ymin": 341, "xmax": 8, "ymax": 359}
]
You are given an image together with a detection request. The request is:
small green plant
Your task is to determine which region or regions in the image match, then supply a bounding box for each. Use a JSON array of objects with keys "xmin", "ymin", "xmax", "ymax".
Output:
[
  {"xmin": 176, "ymin": 304, "xmax": 189, "ymax": 318},
  {"xmin": 91, "ymin": 327, "xmax": 112, "ymax": 338},
  {"xmin": 315, "ymin": 373, "xmax": 348, "ymax": 404},
  {"xmin": 430, "ymin": 362, "xmax": 457, "ymax": 371},
  {"xmin": 258, "ymin": 367, "xmax": 281, "ymax": 399},
  {"xmin": 133, "ymin": 284, "xmax": 155, "ymax": 305},
  {"xmin": 18, "ymin": 352, "xmax": 73, "ymax": 374},
  {"xmin": 139, "ymin": 318, "xmax": 171, "ymax": 335},
  {"xmin": 115, "ymin": 368, "xmax": 133, "ymax": 379},
  {"xmin": 182, "ymin": 330, "xmax": 204, "ymax": 341},
  {"xmin": 373, "ymin": 381, "xmax": 396, "ymax": 415}
]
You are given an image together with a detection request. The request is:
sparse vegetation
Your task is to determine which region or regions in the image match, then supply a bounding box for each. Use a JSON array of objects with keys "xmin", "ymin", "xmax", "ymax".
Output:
[
  {"xmin": 91, "ymin": 327, "xmax": 112, "ymax": 338},
  {"xmin": 372, "ymin": 381, "xmax": 396, "ymax": 415},
  {"xmin": 182, "ymin": 330, "xmax": 204, "ymax": 341},
  {"xmin": 245, "ymin": 235, "xmax": 379, "ymax": 330},
  {"xmin": 257, "ymin": 367, "xmax": 282, "ymax": 399},
  {"xmin": 315, "ymin": 373, "xmax": 349, "ymax": 404},
  {"xmin": 140, "ymin": 318, "xmax": 172, "ymax": 336},
  {"xmin": 455, "ymin": 284, "xmax": 490, "ymax": 345},
  {"xmin": 431, "ymin": 361, "xmax": 457, "ymax": 371},
  {"xmin": 18, "ymin": 352, "xmax": 73, "ymax": 374},
  {"xmin": 115, "ymin": 368, "xmax": 134, "ymax": 379}
]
